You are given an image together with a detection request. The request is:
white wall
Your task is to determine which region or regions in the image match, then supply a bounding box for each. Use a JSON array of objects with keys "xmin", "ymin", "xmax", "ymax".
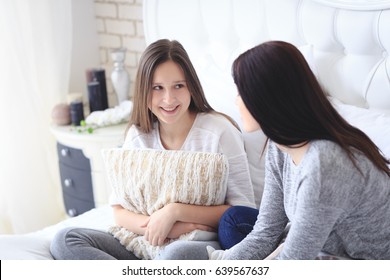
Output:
[
  {"xmin": 69, "ymin": 0, "xmax": 100, "ymax": 99},
  {"xmin": 94, "ymin": 0, "xmax": 145, "ymax": 105}
]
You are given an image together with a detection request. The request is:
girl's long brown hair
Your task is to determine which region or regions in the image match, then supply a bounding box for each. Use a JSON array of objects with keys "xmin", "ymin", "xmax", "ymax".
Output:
[
  {"xmin": 232, "ymin": 40, "xmax": 390, "ymax": 177},
  {"xmin": 127, "ymin": 39, "xmax": 238, "ymax": 134}
]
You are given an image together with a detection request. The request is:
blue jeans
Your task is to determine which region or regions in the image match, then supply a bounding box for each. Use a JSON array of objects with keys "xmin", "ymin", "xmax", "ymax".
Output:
[{"xmin": 218, "ymin": 205, "xmax": 259, "ymax": 249}]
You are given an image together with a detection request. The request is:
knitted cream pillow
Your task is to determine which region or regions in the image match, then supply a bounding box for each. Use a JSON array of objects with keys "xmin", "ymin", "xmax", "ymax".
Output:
[{"xmin": 102, "ymin": 148, "xmax": 228, "ymax": 259}]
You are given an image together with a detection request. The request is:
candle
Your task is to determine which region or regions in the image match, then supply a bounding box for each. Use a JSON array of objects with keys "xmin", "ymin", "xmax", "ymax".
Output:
[
  {"xmin": 88, "ymin": 81, "xmax": 106, "ymax": 112},
  {"xmin": 70, "ymin": 101, "xmax": 84, "ymax": 126},
  {"xmin": 85, "ymin": 68, "xmax": 109, "ymax": 111}
]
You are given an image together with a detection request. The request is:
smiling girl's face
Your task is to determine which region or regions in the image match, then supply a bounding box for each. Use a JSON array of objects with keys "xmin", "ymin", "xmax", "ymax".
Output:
[{"xmin": 149, "ymin": 60, "xmax": 192, "ymax": 126}]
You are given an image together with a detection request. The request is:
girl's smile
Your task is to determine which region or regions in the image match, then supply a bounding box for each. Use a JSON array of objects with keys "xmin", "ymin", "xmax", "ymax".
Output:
[{"xmin": 149, "ymin": 60, "xmax": 192, "ymax": 126}]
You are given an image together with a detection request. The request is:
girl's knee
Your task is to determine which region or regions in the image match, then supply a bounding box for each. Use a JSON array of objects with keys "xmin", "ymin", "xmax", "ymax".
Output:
[
  {"xmin": 50, "ymin": 227, "xmax": 88, "ymax": 259},
  {"xmin": 156, "ymin": 241, "xmax": 220, "ymax": 260},
  {"xmin": 50, "ymin": 227, "xmax": 76, "ymax": 259}
]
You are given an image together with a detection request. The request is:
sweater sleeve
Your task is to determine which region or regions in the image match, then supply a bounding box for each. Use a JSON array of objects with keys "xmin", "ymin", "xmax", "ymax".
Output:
[
  {"xmin": 276, "ymin": 141, "xmax": 360, "ymax": 259},
  {"xmin": 276, "ymin": 201, "xmax": 343, "ymax": 259},
  {"xmin": 222, "ymin": 141, "xmax": 289, "ymax": 259},
  {"xmin": 217, "ymin": 121, "xmax": 255, "ymax": 208}
]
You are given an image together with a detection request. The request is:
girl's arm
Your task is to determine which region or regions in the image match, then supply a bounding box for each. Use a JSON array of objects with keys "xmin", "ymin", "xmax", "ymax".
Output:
[
  {"xmin": 167, "ymin": 203, "xmax": 230, "ymax": 228},
  {"xmin": 112, "ymin": 204, "xmax": 221, "ymax": 244},
  {"xmin": 112, "ymin": 205, "xmax": 149, "ymax": 235},
  {"xmin": 167, "ymin": 221, "xmax": 214, "ymax": 239},
  {"xmin": 144, "ymin": 203, "xmax": 230, "ymax": 246}
]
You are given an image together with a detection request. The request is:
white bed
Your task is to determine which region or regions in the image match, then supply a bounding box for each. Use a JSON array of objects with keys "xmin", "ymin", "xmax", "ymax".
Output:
[{"xmin": 1, "ymin": 0, "xmax": 390, "ymax": 260}]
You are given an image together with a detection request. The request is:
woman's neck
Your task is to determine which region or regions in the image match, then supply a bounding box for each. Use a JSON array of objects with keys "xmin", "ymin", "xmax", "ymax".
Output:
[
  {"xmin": 276, "ymin": 142, "xmax": 310, "ymax": 166},
  {"xmin": 159, "ymin": 112, "xmax": 197, "ymax": 150}
]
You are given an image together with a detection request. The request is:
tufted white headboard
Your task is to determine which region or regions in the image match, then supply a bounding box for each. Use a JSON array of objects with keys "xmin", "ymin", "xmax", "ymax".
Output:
[
  {"xmin": 143, "ymin": 0, "xmax": 390, "ymax": 125},
  {"xmin": 143, "ymin": 0, "xmax": 390, "ymax": 206}
]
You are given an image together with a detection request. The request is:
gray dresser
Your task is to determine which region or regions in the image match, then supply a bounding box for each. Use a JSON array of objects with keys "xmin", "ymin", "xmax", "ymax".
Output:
[
  {"xmin": 51, "ymin": 123, "xmax": 126, "ymax": 217},
  {"xmin": 57, "ymin": 142, "xmax": 95, "ymax": 217}
]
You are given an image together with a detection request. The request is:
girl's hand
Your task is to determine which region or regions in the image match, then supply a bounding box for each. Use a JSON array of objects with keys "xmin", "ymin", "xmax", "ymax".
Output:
[
  {"xmin": 167, "ymin": 222, "xmax": 215, "ymax": 239},
  {"xmin": 142, "ymin": 203, "xmax": 177, "ymax": 246}
]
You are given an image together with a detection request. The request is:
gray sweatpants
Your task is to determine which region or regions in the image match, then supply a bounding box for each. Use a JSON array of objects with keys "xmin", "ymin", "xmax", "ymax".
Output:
[{"xmin": 50, "ymin": 227, "xmax": 220, "ymax": 260}]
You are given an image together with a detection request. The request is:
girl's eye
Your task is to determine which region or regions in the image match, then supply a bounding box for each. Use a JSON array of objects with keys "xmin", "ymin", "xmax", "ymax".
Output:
[
  {"xmin": 152, "ymin": 85, "xmax": 162, "ymax": 90},
  {"xmin": 175, "ymin": 84, "xmax": 184, "ymax": 89}
]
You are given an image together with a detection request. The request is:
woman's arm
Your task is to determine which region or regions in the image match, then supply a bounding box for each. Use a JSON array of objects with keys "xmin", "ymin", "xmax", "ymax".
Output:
[
  {"xmin": 222, "ymin": 177, "xmax": 288, "ymax": 259},
  {"xmin": 215, "ymin": 141, "xmax": 289, "ymax": 260}
]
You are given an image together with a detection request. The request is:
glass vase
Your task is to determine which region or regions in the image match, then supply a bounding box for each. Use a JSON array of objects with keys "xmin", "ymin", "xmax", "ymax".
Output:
[{"xmin": 111, "ymin": 48, "xmax": 130, "ymax": 104}]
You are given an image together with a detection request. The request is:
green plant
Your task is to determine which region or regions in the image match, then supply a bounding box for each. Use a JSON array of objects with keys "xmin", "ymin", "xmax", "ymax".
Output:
[{"xmin": 71, "ymin": 120, "xmax": 95, "ymax": 134}]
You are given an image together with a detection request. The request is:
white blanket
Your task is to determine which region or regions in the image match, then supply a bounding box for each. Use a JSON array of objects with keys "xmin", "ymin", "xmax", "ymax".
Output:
[{"xmin": 0, "ymin": 206, "xmax": 114, "ymax": 260}]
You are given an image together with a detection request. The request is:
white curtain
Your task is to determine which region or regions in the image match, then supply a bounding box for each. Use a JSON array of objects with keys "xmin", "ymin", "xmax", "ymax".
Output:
[{"xmin": 0, "ymin": 0, "xmax": 72, "ymax": 234}]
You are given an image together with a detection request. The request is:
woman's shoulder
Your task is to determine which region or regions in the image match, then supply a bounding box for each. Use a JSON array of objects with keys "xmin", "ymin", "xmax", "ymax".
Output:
[
  {"xmin": 308, "ymin": 140, "xmax": 345, "ymax": 159},
  {"xmin": 304, "ymin": 140, "xmax": 342, "ymax": 162},
  {"xmin": 303, "ymin": 140, "xmax": 362, "ymax": 174},
  {"xmin": 308, "ymin": 140, "xmax": 381, "ymax": 175}
]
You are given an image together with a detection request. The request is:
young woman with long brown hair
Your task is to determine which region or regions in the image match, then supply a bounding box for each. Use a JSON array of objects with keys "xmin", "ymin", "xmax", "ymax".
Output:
[
  {"xmin": 211, "ymin": 40, "xmax": 390, "ymax": 259},
  {"xmin": 50, "ymin": 39, "xmax": 255, "ymax": 260}
]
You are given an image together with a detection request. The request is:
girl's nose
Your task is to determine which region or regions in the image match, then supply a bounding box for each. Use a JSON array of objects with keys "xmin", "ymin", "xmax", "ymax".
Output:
[{"xmin": 163, "ymin": 89, "xmax": 175, "ymax": 102}]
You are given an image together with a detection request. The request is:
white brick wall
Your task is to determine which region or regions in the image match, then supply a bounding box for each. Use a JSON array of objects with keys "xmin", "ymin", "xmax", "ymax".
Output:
[{"xmin": 94, "ymin": 0, "xmax": 145, "ymax": 105}]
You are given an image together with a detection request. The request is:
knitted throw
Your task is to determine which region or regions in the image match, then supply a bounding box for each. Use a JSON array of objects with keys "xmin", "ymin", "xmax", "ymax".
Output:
[{"xmin": 102, "ymin": 148, "xmax": 228, "ymax": 259}]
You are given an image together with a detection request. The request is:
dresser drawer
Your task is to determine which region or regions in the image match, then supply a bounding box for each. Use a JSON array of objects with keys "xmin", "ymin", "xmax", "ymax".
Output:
[
  {"xmin": 63, "ymin": 192, "xmax": 95, "ymax": 217},
  {"xmin": 59, "ymin": 162, "xmax": 94, "ymax": 202},
  {"xmin": 57, "ymin": 142, "xmax": 91, "ymax": 171}
]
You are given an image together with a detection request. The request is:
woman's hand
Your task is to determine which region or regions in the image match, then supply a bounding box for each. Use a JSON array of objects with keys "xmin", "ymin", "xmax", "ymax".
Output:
[{"xmin": 207, "ymin": 246, "xmax": 226, "ymax": 260}]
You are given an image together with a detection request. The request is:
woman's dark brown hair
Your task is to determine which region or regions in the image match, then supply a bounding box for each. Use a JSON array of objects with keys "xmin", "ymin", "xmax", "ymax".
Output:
[{"xmin": 232, "ymin": 40, "xmax": 390, "ymax": 177}]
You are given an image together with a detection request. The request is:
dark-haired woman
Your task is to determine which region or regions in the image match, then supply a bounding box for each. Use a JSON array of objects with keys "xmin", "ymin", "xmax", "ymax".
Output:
[{"xmin": 211, "ymin": 40, "xmax": 390, "ymax": 260}]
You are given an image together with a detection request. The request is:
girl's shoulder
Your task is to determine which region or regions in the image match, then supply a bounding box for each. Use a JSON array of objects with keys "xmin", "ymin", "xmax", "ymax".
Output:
[
  {"xmin": 123, "ymin": 124, "xmax": 160, "ymax": 149},
  {"xmin": 195, "ymin": 112, "xmax": 238, "ymax": 131}
]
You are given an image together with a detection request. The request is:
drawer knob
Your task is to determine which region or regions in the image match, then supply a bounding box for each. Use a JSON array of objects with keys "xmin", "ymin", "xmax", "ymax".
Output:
[
  {"xmin": 67, "ymin": 208, "xmax": 77, "ymax": 217},
  {"xmin": 64, "ymin": 178, "xmax": 73, "ymax": 187},
  {"xmin": 60, "ymin": 148, "xmax": 69, "ymax": 157}
]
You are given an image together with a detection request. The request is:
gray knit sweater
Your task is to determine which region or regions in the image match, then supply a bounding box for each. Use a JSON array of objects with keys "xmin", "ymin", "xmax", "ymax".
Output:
[{"xmin": 224, "ymin": 140, "xmax": 390, "ymax": 259}]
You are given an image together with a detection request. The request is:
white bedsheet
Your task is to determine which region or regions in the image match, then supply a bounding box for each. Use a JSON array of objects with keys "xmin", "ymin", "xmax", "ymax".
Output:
[{"xmin": 0, "ymin": 205, "xmax": 113, "ymax": 260}]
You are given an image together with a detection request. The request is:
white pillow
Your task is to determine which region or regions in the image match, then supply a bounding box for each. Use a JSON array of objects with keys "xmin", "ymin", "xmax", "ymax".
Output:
[
  {"xmin": 102, "ymin": 148, "xmax": 229, "ymax": 260},
  {"xmin": 331, "ymin": 98, "xmax": 390, "ymax": 160}
]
